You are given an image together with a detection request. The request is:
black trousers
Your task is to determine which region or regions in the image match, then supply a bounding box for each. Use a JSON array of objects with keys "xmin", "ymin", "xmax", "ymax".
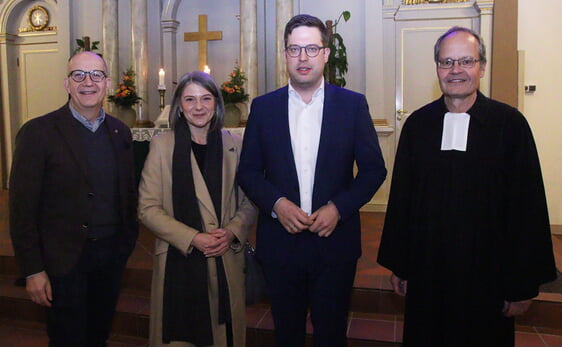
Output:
[
  {"xmin": 47, "ymin": 235, "xmax": 127, "ymax": 347},
  {"xmin": 262, "ymin": 248, "xmax": 357, "ymax": 347}
]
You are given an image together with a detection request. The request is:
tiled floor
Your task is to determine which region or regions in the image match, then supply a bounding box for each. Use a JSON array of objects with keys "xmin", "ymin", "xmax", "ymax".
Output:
[{"xmin": 1, "ymin": 189, "xmax": 561, "ymax": 346}]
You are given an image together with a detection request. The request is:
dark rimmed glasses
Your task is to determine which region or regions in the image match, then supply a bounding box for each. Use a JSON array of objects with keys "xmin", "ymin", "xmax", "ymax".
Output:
[
  {"xmin": 437, "ymin": 57, "xmax": 481, "ymax": 69},
  {"xmin": 285, "ymin": 44, "xmax": 325, "ymax": 58},
  {"xmin": 68, "ymin": 70, "xmax": 107, "ymax": 82}
]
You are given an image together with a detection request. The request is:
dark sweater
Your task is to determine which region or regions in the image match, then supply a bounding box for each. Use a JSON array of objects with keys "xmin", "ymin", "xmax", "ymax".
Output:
[{"xmin": 76, "ymin": 120, "xmax": 120, "ymax": 239}]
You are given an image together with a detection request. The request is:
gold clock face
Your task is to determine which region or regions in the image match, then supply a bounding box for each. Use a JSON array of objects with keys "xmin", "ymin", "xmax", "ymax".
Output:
[{"xmin": 28, "ymin": 6, "xmax": 49, "ymax": 31}]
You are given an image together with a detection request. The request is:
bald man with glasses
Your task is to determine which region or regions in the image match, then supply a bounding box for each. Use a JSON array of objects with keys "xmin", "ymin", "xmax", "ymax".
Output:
[{"xmin": 9, "ymin": 51, "xmax": 138, "ymax": 346}]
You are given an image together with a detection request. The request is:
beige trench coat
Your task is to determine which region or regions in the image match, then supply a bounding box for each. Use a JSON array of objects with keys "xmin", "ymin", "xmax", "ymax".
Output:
[{"xmin": 138, "ymin": 130, "xmax": 257, "ymax": 347}]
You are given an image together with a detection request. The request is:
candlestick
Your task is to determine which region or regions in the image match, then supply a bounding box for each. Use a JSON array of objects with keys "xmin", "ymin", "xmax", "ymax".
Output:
[
  {"xmin": 158, "ymin": 88, "xmax": 166, "ymax": 112},
  {"xmin": 158, "ymin": 68, "xmax": 166, "ymax": 111}
]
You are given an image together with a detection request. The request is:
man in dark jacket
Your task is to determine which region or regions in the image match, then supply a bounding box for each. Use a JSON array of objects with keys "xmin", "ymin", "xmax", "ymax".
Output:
[{"xmin": 9, "ymin": 51, "xmax": 138, "ymax": 346}]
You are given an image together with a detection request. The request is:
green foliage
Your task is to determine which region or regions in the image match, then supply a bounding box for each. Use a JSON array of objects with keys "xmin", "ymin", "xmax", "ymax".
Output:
[
  {"xmin": 74, "ymin": 38, "xmax": 100, "ymax": 54},
  {"xmin": 325, "ymin": 11, "xmax": 351, "ymax": 87}
]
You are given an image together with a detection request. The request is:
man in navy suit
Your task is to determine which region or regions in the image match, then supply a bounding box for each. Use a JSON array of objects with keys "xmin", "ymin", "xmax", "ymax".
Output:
[{"xmin": 238, "ymin": 14, "xmax": 386, "ymax": 346}]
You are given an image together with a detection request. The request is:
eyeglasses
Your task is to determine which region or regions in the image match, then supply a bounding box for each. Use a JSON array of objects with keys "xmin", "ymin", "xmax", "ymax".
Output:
[
  {"xmin": 67, "ymin": 70, "xmax": 107, "ymax": 82},
  {"xmin": 437, "ymin": 57, "xmax": 481, "ymax": 69},
  {"xmin": 285, "ymin": 44, "xmax": 325, "ymax": 58}
]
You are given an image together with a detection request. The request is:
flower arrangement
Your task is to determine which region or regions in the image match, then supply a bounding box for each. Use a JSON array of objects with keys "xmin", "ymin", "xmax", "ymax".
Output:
[
  {"xmin": 108, "ymin": 67, "xmax": 142, "ymax": 107},
  {"xmin": 221, "ymin": 65, "xmax": 249, "ymax": 104}
]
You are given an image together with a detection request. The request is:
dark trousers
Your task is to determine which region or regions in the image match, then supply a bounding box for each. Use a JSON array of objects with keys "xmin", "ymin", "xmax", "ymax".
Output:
[
  {"xmin": 47, "ymin": 235, "xmax": 127, "ymax": 347},
  {"xmin": 262, "ymin": 251, "xmax": 357, "ymax": 347}
]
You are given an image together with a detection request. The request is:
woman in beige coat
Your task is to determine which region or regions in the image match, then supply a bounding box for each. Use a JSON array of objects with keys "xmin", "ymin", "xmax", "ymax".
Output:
[{"xmin": 138, "ymin": 71, "xmax": 256, "ymax": 346}]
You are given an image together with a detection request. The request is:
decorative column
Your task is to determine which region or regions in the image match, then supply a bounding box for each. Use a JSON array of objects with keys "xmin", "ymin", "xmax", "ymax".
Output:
[
  {"xmin": 161, "ymin": 19, "xmax": 179, "ymax": 106},
  {"xmin": 102, "ymin": 0, "xmax": 119, "ymax": 114},
  {"xmin": 131, "ymin": 0, "xmax": 151, "ymax": 126},
  {"xmin": 240, "ymin": 0, "xmax": 257, "ymax": 122},
  {"xmin": 276, "ymin": 0, "xmax": 293, "ymax": 88}
]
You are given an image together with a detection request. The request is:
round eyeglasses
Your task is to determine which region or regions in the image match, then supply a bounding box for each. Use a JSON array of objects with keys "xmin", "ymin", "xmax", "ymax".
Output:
[
  {"xmin": 68, "ymin": 70, "xmax": 107, "ymax": 82},
  {"xmin": 285, "ymin": 44, "xmax": 325, "ymax": 58},
  {"xmin": 437, "ymin": 57, "xmax": 481, "ymax": 69}
]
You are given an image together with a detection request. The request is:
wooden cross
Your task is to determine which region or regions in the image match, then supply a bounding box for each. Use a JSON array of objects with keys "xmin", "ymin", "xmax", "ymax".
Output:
[{"xmin": 184, "ymin": 15, "xmax": 222, "ymax": 71}]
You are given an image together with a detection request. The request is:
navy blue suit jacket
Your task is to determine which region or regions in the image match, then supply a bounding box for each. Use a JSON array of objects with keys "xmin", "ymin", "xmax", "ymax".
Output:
[{"xmin": 238, "ymin": 83, "xmax": 386, "ymax": 265}]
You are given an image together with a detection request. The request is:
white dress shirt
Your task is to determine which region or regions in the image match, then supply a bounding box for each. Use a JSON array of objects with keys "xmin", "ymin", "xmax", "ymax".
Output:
[{"xmin": 288, "ymin": 80, "xmax": 324, "ymax": 215}]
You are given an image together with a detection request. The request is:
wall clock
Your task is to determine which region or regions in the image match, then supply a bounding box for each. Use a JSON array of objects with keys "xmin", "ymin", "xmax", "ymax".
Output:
[{"xmin": 28, "ymin": 6, "xmax": 49, "ymax": 31}]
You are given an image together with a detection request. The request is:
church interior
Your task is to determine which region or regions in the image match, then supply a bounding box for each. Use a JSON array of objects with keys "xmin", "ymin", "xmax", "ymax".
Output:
[{"xmin": 0, "ymin": 0, "xmax": 560, "ymax": 345}]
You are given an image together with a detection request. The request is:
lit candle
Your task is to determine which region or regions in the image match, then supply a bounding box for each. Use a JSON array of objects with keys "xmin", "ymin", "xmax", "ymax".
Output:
[
  {"xmin": 158, "ymin": 68, "xmax": 165, "ymax": 86},
  {"xmin": 204, "ymin": 65, "xmax": 211, "ymax": 74}
]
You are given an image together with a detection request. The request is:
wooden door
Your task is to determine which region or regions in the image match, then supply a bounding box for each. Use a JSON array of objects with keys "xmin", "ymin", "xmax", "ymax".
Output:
[{"xmin": 393, "ymin": 4, "xmax": 480, "ymax": 145}]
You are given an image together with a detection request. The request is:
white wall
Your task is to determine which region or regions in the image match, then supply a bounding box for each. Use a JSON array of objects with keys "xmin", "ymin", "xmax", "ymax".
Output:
[
  {"xmin": 69, "ymin": 1, "xmax": 103, "ymax": 53},
  {"xmin": 518, "ymin": 0, "xmax": 562, "ymax": 225}
]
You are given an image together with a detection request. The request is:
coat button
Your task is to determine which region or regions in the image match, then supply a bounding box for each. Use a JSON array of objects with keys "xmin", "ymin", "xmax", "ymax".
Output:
[
  {"xmin": 82, "ymin": 223, "xmax": 89, "ymax": 229},
  {"xmin": 88, "ymin": 192, "xmax": 95, "ymax": 199}
]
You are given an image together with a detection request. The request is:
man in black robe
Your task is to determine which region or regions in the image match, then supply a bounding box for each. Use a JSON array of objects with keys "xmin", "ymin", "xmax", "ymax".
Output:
[{"xmin": 377, "ymin": 26, "xmax": 557, "ymax": 346}]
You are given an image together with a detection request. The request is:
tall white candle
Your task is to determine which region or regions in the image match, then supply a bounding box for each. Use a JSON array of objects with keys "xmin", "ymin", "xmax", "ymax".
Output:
[{"xmin": 158, "ymin": 68, "xmax": 165, "ymax": 85}]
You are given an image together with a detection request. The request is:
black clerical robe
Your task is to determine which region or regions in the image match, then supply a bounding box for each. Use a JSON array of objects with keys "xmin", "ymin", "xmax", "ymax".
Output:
[{"xmin": 377, "ymin": 92, "xmax": 557, "ymax": 346}]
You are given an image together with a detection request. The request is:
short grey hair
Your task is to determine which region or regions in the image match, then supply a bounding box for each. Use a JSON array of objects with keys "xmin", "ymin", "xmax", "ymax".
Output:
[{"xmin": 434, "ymin": 26, "xmax": 487, "ymax": 64}]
